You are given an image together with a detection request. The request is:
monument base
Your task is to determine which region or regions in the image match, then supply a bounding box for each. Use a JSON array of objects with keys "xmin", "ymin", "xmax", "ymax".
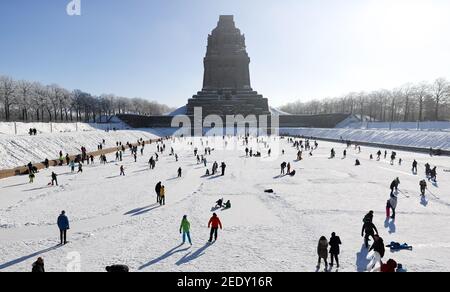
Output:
[{"xmin": 186, "ymin": 89, "xmax": 270, "ymax": 117}]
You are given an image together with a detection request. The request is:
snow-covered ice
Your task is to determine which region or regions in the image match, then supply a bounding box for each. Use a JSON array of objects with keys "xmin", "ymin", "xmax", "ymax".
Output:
[{"xmin": 0, "ymin": 135, "xmax": 449, "ymax": 272}]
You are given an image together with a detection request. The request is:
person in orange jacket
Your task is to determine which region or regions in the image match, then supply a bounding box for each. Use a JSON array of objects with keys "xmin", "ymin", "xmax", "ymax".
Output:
[{"xmin": 208, "ymin": 213, "xmax": 223, "ymax": 243}]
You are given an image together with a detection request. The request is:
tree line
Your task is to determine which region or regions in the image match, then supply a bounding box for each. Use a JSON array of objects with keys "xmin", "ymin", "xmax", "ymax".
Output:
[
  {"xmin": 0, "ymin": 75, "xmax": 173, "ymax": 122},
  {"xmin": 280, "ymin": 78, "xmax": 450, "ymax": 122}
]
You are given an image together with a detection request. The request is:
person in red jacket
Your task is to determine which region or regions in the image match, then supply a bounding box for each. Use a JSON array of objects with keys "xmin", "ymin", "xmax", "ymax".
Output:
[
  {"xmin": 208, "ymin": 213, "xmax": 223, "ymax": 243},
  {"xmin": 380, "ymin": 259, "xmax": 397, "ymax": 272}
]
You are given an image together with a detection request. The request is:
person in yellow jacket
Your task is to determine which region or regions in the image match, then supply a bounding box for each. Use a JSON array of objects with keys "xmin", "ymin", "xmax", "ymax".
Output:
[{"xmin": 160, "ymin": 186, "xmax": 166, "ymax": 206}]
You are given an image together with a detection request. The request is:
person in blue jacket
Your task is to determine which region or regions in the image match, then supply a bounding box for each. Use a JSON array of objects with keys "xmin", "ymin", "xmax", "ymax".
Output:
[{"xmin": 57, "ymin": 211, "xmax": 70, "ymax": 245}]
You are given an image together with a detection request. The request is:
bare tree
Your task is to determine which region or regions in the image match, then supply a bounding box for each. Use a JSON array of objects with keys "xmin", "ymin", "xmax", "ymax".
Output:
[
  {"xmin": 0, "ymin": 76, "xmax": 17, "ymax": 121},
  {"xmin": 431, "ymin": 78, "xmax": 450, "ymax": 120}
]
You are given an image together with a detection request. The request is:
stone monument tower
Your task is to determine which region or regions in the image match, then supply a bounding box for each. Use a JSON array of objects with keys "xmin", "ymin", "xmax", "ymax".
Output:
[{"xmin": 186, "ymin": 15, "xmax": 270, "ymax": 117}]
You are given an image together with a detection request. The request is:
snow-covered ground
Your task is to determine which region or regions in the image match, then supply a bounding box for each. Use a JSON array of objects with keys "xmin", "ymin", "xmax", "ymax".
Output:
[
  {"xmin": 0, "ymin": 122, "xmax": 129, "ymax": 136},
  {"xmin": 0, "ymin": 136, "xmax": 449, "ymax": 272},
  {"xmin": 0, "ymin": 129, "xmax": 161, "ymax": 169},
  {"xmin": 342, "ymin": 121, "xmax": 450, "ymax": 131},
  {"xmin": 280, "ymin": 128, "xmax": 450, "ymax": 151}
]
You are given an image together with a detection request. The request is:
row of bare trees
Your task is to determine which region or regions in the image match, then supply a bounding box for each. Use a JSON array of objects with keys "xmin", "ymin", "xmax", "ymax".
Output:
[
  {"xmin": 0, "ymin": 75, "xmax": 173, "ymax": 122},
  {"xmin": 280, "ymin": 78, "xmax": 450, "ymax": 122}
]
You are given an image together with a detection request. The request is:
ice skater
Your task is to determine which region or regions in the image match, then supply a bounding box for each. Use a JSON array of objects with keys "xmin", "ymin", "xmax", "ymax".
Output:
[{"xmin": 208, "ymin": 213, "xmax": 223, "ymax": 243}]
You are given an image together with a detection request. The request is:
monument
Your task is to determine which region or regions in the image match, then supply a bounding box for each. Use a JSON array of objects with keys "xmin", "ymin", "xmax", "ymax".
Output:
[
  {"xmin": 115, "ymin": 16, "xmax": 353, "ymax": 130},
  {"xmin": 186, "ymin": 15, "xmax": 270, "ymax": 117}
]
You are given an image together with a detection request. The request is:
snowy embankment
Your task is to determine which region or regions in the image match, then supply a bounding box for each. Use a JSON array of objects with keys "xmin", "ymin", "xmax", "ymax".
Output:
[
  {"xmin": 0, "ymin": 129, "xmax": 163, "ymax": 169},
  {"xmin": 280, "ymin": 128, "xmax": 450, "ymax": 151},
  {"xmin": 341, "ymin": 121, "xmax": 450, "ymax": 131},
  {"xmin": 0, "ymin": 122, "xmax": 127, "ymax": 136}
]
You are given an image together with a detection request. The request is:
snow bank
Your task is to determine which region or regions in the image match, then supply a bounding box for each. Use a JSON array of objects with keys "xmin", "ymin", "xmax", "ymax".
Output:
[
  {"xmin": 0, "ymin": 129, "xmax": 163, "ymax": 169},
  {"xmin": 280, "ymin": 128, "xmax": 450, "ymax": 151},
  {"xmin": 342, "ymin": 121, "xmax": 450, "ymax": 132},
  {"xmin": 0, "ymin": 122, "xmax": 128, "ymax": 136}
]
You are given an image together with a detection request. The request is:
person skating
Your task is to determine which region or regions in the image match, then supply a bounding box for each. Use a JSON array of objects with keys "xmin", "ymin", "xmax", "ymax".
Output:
[
  {"xmin": 390, "ymin": 153, "xmax": 396, "ymax": 165},
  {"xmin": 317, "ymin": 236, "xmax": 329, "ymax": 271},
  {"xmin": 77, "ymin": 162, "xmax": 83, "ymax": 173},
  {"xmin": 330, "ymin": 148, "xmax": 335, "ymax": 159},
  {"xmin": 208, "ymin": 213, "xmax": 222, "ymax": 242},
  {"xmin": 70, "ymin": 161, "xmax": 75, "ymax": 173},
  {"xmin": 390, "ymin": 177, "xmax": 400, "ymax": 196},
  {"xmin": 412, "ymin": 160, "xmax": 418, "ymax": 174},
  {"xmin": 425, "ymin": 163, "xmax": 431, "ymax": 177},
  {"xmin": 367, "ymin": 235, "xmax": 385, "ymax": 271},
  {"xmin": 420, "ymin": 180, "xmax": 427, "ymax": 197},
  {"xmin": 29, "ymin": 172, "xmax": 35, "ymax": 183},
  {"xmin": 159, "ymin": 186, "xmax": 165, "ymax": 205},
  {"xmin": 430, "ymin": 167, "xmax": 437, "ymax": 182},
  {"xmin": 287, "ymin": 162, "xmax": 291, "ymax": 175},
  {"xmin": 120, "ymin": 165, "xmax": 125, "ymax": 176},
  {"xmin": 57, "ymin": 211, "xmax": 69, "ymax": 245},
  {"xmin": 27, "ymin": 162, "xmax": 33, "ymax": 174},
  {"xmin": 51, "ymin": 172, "xmax": 58, "ymax": 186},
  {"xmin": 281, "ymin": 162, "xmax": 287, "ymax": 175},
  {"xmin": 180, "ymin": 215, "xmax": 192, "ymax": 245},
  {"xmin": 343, "ymin": 150, "xmax": 347, "ymax": 159},
  {"xmin": 32, "ymin": 257, "xmax": 45, "ymax": 273},
  {"xmin": 221, "ymin": 162, "xmax": 226, "ymax": 176},
  {"xmin": 362, "ymin": 219, "xmax": 379, "ymax": 248},
  {"xmin": 329, "ymin": 232, "xmax": 342, "ymax": 268},
  {"xmin": 155, "ymin": 182, "xmax": 162, "ymax": 203},
  {"xmin": 363, "ymin": 211, "xmax": 374, "ymax": 224},
  {"xmin": 389, "ymin": 193, "xmax": 398, "ymax": 220},
  {"xmin": 377, "ymin": 150, "xmax": 382, "ymax": 161}
]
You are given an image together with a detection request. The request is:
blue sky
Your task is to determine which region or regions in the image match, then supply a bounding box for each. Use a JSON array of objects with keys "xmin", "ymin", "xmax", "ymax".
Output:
[{"xmin": 1, "ymin": 0, "xmax": 450, "ymax": 108}]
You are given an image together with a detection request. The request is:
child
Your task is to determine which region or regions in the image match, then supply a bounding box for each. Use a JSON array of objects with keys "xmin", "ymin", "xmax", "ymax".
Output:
[{"xmin": 29, "ymin": 172, "xmax": 35, "ymax": 183}]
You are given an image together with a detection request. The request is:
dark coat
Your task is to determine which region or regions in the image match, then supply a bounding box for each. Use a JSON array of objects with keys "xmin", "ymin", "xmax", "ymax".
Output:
[
  {"xmin": 32, "ymin": 261, "xmax": 45, "ymax": 273},
  {"xmin": 370, "ymin": 238, "xmax": 385, "ymax": 258},
  {"xmin": 362, "ymin": 222, "xmax": 378, "ymax": 236},
  {"xmin": 329, "ymin": 235, "xmax": 342, "ymax": 255},
  {"xmin": 317, "ymin": 239, "xmax": 329, "ymax": 259},
  {"xmin": 57, "ymin": 214, "xmax": 69, "ymax": 230},
  {"xmin": 155, "ymin": 182, "xmax": 162, "ymax": 195}
]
